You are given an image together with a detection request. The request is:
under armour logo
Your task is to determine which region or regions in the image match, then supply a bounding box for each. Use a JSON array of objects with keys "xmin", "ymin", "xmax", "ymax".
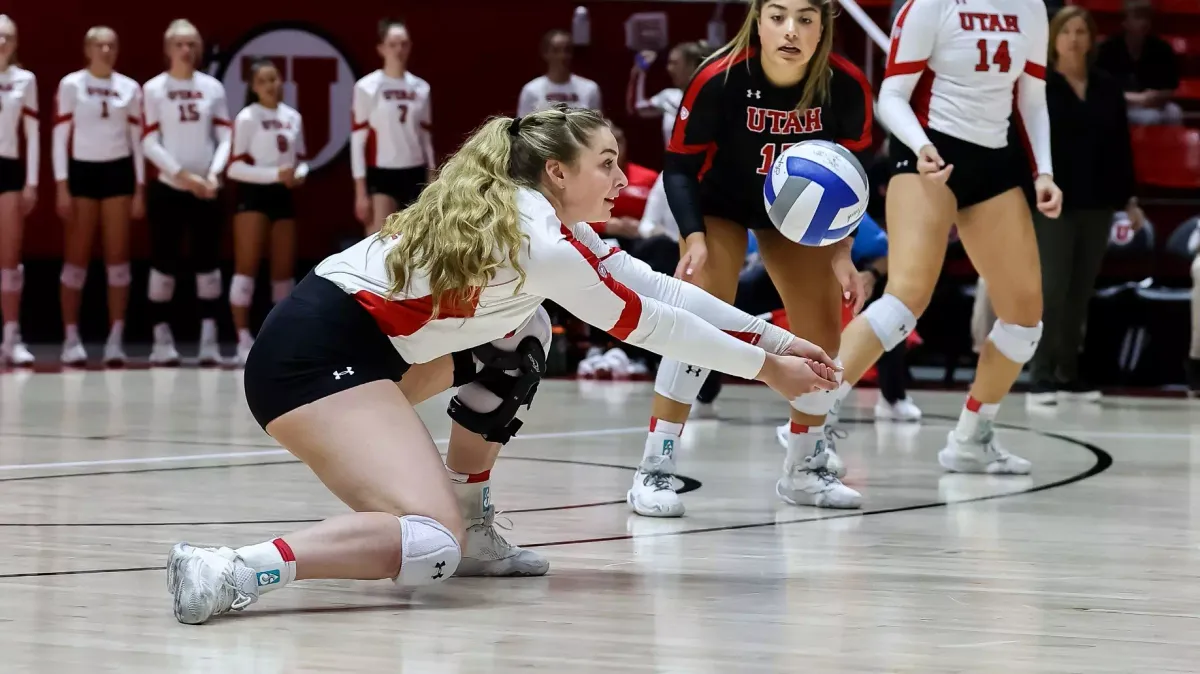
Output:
[
  {"xmin": 333, "ymin": 367, "xmax": 355, "ymax": 380},
  {"xmin": 685, "ymin": 365, "xmax": 702, "ymax": 376},
  {"xmin": 431, "ymin": 561, "xmax": 446, "ymax": 580},
  {"xmin": 896, "ymin": 160, "xmax": 910, "ymax": 169},
  {"xmin": 747, "ymin": 89, "xmax": 761, "ymax": 99}
]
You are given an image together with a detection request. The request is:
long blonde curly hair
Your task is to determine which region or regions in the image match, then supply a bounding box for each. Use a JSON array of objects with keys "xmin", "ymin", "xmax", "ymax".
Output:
[{"xmin": 381, "ymin": 105, "xmax": 608, "ymax": 319}]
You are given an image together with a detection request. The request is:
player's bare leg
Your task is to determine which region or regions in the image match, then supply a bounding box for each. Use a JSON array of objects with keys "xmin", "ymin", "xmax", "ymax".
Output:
[
  {"xmin": 59, "ymin": 197, "xmax": 98, "ymax": 366},
  {"xmin": 939, "ymin": 187, "xmax": 1040, "ymax": 475},
  {"xmin": 369, "ymin": 193, "xmax": 398, "ymax": 236},
  {"xmin": 630, "ymin": 218, "xmax": 746, "ymax": 518},
  {"xmin": 99, "ymin": 196, "xmax": 132, "ymax": 365},
  {"xmin": 0, "ymin": 191, "xmax": 31, "ymax": 365},
  {"xmin": 229, "ymin": 211, "xmax": 268, "ymax": 366}
]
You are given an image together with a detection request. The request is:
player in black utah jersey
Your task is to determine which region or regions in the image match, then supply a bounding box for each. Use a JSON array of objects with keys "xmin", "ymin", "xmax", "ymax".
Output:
[{"xmin": 627, "ymin": 0, "xmax": 873, "ymax": 517}]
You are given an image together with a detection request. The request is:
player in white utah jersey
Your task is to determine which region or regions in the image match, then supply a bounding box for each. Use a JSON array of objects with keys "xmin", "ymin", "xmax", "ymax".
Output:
[
  {"xmin": 53, "ymin": 27, "xmax": 146, "ymax": 367},
  {"xmin": 166, "ymin": 106, "xmax": 840, "ymax": 625},
  {"xmin": 0, "ymin": 15, "xmax": 37, "ymax": 366},
  {"xmin": 141, "ymin": 19, "xmax": 232, "ymax": 366},
  {"xmin": 227, "ymin": 60, "xmax": 308, "ymax": 366},
  {"xmin": 625, "ymin": 41, "xmax": 711, "ymax": 147},
  {"xmin": 518, "ymin": 29, "xmax": 603, "ymax": 119},
  {"xmin": 833, "ymin": 0, "xmax": 1063, "ymax": 477},
  {"xmin": 351, "ymin": 19, "xmax": 435, "ymax": 235}
]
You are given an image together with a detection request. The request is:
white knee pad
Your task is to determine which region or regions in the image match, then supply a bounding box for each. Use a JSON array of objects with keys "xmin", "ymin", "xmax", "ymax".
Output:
[
  {"xmin": 59, "ymin": 263, "xmax": 87, "ymax": 290},
  {"xmin": 456, "ymin": 306, "xmax": 552, "ymax": 415},
  {"xmin": 987, "ymin": 319, "xmax": 1043, "ymax": 365},
  {"xmin": 196, "ymin": 270, "xmax": 222, "ymax": 301},
  {"xmin": 0, "ymin": 265, "xmax": 23, "ymax": 293},
  {"xmin": 229, "ymin": 274, "xmax": 255, "ymax": 308},
  {"xmin": 653, "ymin": 359, "xmax": 709, "ymax": 404},
  {"xmin": 106, "ymin": 263, "xmax": 131, "ymax": 288},
  {"xmin": 862, "ymin": 293, "xmax": 918, "ymax": 352},
  {"xmin": 1191, "ymin": 255, "xmax": 1200, "ymax": 281},
  {"xmin": 790, "ymin": 358, "xmax": 843, "ymax": 415},
  {"xmin": 147, "ymin": 268, "xmax": 176, "ymax": 303},
  {"xmin": 393, "ymin": 515, "xmax": 461, "ymax": 587},
  {"xmin": 271, "ymin": 278, "xmax": 295, "ymax": 304}
]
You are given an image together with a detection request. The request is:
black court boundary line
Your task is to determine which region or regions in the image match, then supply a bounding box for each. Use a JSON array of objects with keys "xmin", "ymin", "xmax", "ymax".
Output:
[{"xmin": 0, "ymin": 415, "xmax": 1112, "ymax": 579}]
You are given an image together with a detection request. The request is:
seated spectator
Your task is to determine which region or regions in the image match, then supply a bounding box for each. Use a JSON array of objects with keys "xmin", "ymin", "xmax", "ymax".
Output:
[
  {"xmin": 518, "ymin": 29, "xmax": 601, "ymax": 117},
  {"xmin": 1095, "ymin": 0, "xmax": 1182, "ymax": 126}
]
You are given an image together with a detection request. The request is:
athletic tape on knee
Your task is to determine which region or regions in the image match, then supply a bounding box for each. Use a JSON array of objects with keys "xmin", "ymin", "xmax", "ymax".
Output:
[
  {"xmin": 195, "ymin": 270, "xmax": 222, "ymax": 301},
  {"xmin": 790, "ymin": 358, "xmax": 844, "ymax": 415},
  {"xmin": 271, "ymin": 278, "xmax": 295, "ymax": 304},
  {"xmin": 987, "ymin": 319, "xmax": 1043, "ymax": 365},
  {"xmin": 0, "ymin": 265, "xmax": 23, "ymax": 293},
  {"xmin": 106, "ymin": 263, "xmax": 131, "ymax": 288},
  {"xmin": 229, "ymin": 274, "xmax": 255, "ymax": 308},
  {"xmin": 393, "ymin": 515, "xmax": 460, "ymax": 586},
  {"xmin": 59, "ymin": 264, "xmax": 87, "ymax": 290},
  {"xmin": 654, "ymin": 359, "xmax": 709, "ymax": 404},
  {"xmin": 147, "ymin": 268, "xmax": 175, "ymax": 303},
  {"xmin": 863, "ymin": 293, "xmax": 918, "ymax": 351}
]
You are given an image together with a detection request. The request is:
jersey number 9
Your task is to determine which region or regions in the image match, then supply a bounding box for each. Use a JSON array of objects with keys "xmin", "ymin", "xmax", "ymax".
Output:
[
  {"xmin": 276, "ymin": 134, "xmax": 289, "ymax": 153},
  {"xmin": 178, "ymin": 102, "xmax": 201, "ymax": 123}
]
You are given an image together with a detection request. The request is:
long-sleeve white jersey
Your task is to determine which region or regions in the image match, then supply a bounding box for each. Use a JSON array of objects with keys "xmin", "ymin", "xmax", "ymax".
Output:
[
  {"xmin": 141, "ymin": 71, "xmax": 231, "ymax": 189},
  {"xmin": 517, "ymin": 74, "xmax": 602, "ymax": 117},
  {"xmin": 350, "ymin": 70, "xmax": 433, "ymax": 179},
  {"xmin": 0, "ymin": 66, "xmax": 39, "ymax": 186},
  {"xmin": 52, "ymin": 70, "xmax": 144, "ymax": 183},
  {"xmin": 880, "ymin": 0, "xmax": 1052, "ymax": 176},
  {"xmin": 227, "ymin": 103, "xmax": 308, "ymax": 185},
  {"xmin": 315, "ymin": 188, "xmax": 794, "ymax": 376}
]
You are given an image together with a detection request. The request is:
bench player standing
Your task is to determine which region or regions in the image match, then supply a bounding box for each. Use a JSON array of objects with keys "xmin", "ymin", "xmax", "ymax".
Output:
[
  {"xmin": 351, "ymin": 19, "xmax": 434, "ymax": 235},
  {"xmin": 142, "ymin": 19, "xmax": 232, "ymax": 365},
  {"xmin": 0, "ymin": 15, "xmax": 37, "ymax": 366},
  {"xmin": 628, "ymin": 0, "xmax": 874, "ymax": 517},
  {"xmin": 833, "ymin": 0, "xmax": 1061, "ymax": 473},
  {"xmin": 227, "ymin": 59, "xmax": 307, "ymax": 366},
  {"xmin": 53, "ymin": 27, "xmax": 145, "ymax": 366}
]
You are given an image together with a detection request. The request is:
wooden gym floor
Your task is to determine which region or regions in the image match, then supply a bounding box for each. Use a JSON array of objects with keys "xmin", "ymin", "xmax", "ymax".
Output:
[{"xmin": 0, "ymin": 368, "xmax": 1198, "ymax": 672}]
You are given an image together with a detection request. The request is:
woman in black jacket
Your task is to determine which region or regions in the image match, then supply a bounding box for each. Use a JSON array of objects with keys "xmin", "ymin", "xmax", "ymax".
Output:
[{"xmin": 1028, "ymin": 5, "xmax": 1144, "ymax": 405}]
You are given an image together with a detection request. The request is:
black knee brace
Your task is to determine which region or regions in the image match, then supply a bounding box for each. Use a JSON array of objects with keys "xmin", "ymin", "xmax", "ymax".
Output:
[{"xmin": 446, "ymin": 336, "xmax": 546, "ymax": 445}]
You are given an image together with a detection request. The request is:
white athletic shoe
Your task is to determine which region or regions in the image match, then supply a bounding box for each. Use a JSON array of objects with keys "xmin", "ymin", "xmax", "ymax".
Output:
[
  {"xmin": 150, "ymin": 324, "xmax": 181, "ymax": 366},
  {"xmin": 167, "ymin": 543, "xmax": 259, "ymax": 625},
  {"xmin": 2, "ymin": 323, "xmax": 35, "ymax": 366},
  {"xmin": 875, "ymin": 396, "xmax": 922, "ymax": 422},
  {"xmin": 776, "ymin": 465, "xmax": 862, "ymax": 509},
  {"xmin": 197, "ymin": 320, "xmax": 222, "ymax": 365},
  {"xmin": 692, "ymin": 401, "xmax": 719, "ymax": 419},
  {"xmin": 774, "ymin": 423, "xmax": 846, "ymax": 478},
  {"xmin": 938, "ymin": 429, "xmax": 1032, "ymax": 475},
  {"xmin": 236, "ymin": 336, "xmax": 254, "ymax": 368},
  {"xmin": 61, "ymin": 340, "xmax": 87, "ymax": 367},
  {"xmin": 628, "ymin": 464, "xmax": 684, "ymax": 517},
  {"xmin": 456, "ymin": 508, "xmax": 549, "ymax": 577},
  {"xmin": 103, "ymin": 338, "xmax": 127, "ymax": 366}
]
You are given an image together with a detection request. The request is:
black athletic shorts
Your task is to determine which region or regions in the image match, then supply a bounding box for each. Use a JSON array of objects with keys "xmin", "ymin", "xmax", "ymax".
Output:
[
  {"xmin": 889, "ymin": 128, "xmax": 1027, "ymax": 209},
  {"xmin": 243, "ymin": 272, "xmax": 413, "ymax": 430},
  {"xmin": 234, "ymin": 181, "xmax": 294, "ymax": 222},
  {"xmin": 0, "ymin": 157, "xmax": 25, "ymax": 194},
  {"xmin": 366, "ymin": 165, "xmax": 426, "ymax": 208},
  {"xmin": 68, "ymin": 157, "xmax": 136, "ymax": 200}
]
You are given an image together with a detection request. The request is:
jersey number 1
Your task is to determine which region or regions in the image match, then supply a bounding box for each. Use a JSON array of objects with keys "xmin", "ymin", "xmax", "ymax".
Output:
[
  {"xmin": 975, "ymin": 39, "xmax": 1012, "ymax": 73},
  {"xmin": 100, "ymin": 101, "xmax": 109, "ymax": 119},
  {"xmin": 757, "ymin": 142, "xmax": 796, "ymax": 176}
]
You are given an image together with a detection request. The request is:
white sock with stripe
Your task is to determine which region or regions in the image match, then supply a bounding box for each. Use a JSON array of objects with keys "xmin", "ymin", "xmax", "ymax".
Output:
[{"xmin": 235, "ymin": 538, "xmax": 297, "ymax": 593}]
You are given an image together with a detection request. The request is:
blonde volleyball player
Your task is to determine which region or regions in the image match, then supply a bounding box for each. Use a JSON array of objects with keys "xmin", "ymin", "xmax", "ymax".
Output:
[
  {"xmin": 141, "ymin": 19, "xmax": 231, "ymax": 366},
  {"xmin": 167, "ymin": 106, "xmax": 840, "ymax": 625},
  {"xmin": 832, "ymin": 0, "xmax": 1062, "ymax": 473},
  {"xmin": 628, "ymin": 0, "xmax": 873, "ymax": 518},
  {"xmin": 0, "ymin": 15, "xmax": 37, "ymax": 366},
  {"xmin": 227, "ymin": 60, "xmax": 306, "ymax": 366},
  {"xmin": 351, "ymin": 18, "xmax": 435, "ymax": 235},
  {"xmin": 53, "ymin": 27, "xmax": 145, "ymax": 366}
]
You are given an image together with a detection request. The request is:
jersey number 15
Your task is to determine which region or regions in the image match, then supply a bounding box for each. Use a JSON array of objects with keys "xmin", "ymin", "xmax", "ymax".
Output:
[
  {"xmin": 757, "ymin": 142, "xmax": 796, "ymax": 176},
  {"xmin": 178, "ymin": 103, "xmax": 201, "ymax": 123}
]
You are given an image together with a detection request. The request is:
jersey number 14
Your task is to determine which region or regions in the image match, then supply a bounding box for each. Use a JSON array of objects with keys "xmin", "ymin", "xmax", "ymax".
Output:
[{"xmin": 975, "ymin": 39, "xmax": 1012, "ymax": 73}]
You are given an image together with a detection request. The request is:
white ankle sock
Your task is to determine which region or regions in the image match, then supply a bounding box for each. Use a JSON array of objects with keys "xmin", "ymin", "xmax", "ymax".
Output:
[
  {"xmin": 2, "ymin": 321, "xmax": 17, "ymax": 344},
  {"xmin": 785, "ymin": 422, "xmax": 823, "ymax": 469},
  {"xmin": 641, "ymin": 417, "xmax": 683, "ymax": 468},
  {"xmin": 108, "ymin": 320, "xmax": 124, "ymax": 343},
  {"xmin": 235, "ymin": 538, "xmax": 297, "ymax": 593},
  {"xmin": 237, "ymin": 328, "xmax": 253, "ymax": 344},
  {"xmin": 447, "ymin": 468, "xmax": 490, "ymax": 519},
  {"xmin": 955, "ymin": 396, "xmax": 999, "ymax": 441},
  {"xmin": 1190, "ymin": 259, "xmax": 1200, "ymax": 359},
  {"xmin": 64, "ymin": 324, "xmax": 80, "ymax": 344}
]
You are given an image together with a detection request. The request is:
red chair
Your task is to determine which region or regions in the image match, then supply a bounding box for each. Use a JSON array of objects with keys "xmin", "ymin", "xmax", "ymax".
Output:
[{"xmin": 1130, "ymin": 125, "xmax": 1200, "ymax": 188}]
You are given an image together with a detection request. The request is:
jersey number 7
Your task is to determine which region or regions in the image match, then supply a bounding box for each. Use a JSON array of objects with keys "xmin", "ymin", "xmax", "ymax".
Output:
[{"xmin": 975, "ymin": 39, "xmax": 1012, "ymax": 73}]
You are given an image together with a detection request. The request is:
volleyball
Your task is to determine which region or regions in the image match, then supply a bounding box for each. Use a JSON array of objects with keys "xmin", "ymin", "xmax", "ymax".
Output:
[{"xmin": 763, "ymin": 140, "xmax": 869, "ymax": 246}]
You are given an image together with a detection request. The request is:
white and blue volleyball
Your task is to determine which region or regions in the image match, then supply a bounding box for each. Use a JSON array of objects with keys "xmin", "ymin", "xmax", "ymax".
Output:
[{"xmin": 763, "ymin": 140, "xmax": 869, "ymax": 246}]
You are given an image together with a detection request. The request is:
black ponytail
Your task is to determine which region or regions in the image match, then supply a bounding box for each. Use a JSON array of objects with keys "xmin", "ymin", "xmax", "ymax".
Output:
[{"xmin": 243, "ymin": 58, "xmax": 276, "ymax": 108}]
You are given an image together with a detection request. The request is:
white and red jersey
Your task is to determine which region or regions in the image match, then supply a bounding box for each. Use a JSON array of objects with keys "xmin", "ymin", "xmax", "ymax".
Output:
[
  {"xmin": 517, "ymin": 74, "xmax": 602, "ymax": 117},
  {"xmin": 141, "ymin": 71, "xmax": 232, "ymax": 189},
  {"xmin": 52, "ymin": 70, "xmax": 144, "ymax": 183},
  {"xmin": 350, "ymin": 70, "xmax": 433, "ymax": 178},
  {"xmin": 880, "ymin": 0, "xmax": 1052, "ymax": 176},
  {"xmin": 316, "ymin": 188, "xmax": 793, "ymax": 376},
  {"xmin": 0, "ymin": 66, "xmax": 39, "ymax": 186},
  {"xmin": 227, "ymin": 103, "xmax": 308, "ymax": 185}
]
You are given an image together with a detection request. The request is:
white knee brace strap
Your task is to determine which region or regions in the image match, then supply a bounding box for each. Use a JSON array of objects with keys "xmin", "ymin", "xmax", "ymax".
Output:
[
  {"xmin": 271, "ymin": 278, "xmax": 295, "ymax": 304},
  {"xmin": 0, "ymin": 265, "xmax": 23, "ymax": 293},
  {"xmin": 196, "ymin": 270, "xmax": 223, "ymax": 301},
  {"xmin": 229, "ymin": 274, "xmax": 255, "ymax": 308},
  {"xmin": 60, "ymin": 264, "xmax": 87, "ymax": 290},
  {"xmin": 148, "ymin": 268, "xmax": 176, "ymax": 303},
  {"xmin": 455, "ymin": 306, "xmax": 552, "ymax": 416},
  {"xmin": 106, "ymin": 263, "xmax": 131, "ymax": 288},
  {"xmin": 790, "ymin": 358, "xmax": 843, "ymax": 415},
  {"xmin": 653, "ymin": 359, "xmax": 709, "ymax": 404},
  {"xmin": 862, "ymin": 293, "xmax": 918, "ymax": 352},
  {"xmin": 988, "ymin": 319, "xmax": 1043, "ymax": 365},
  {"xmin": 393, "ymin": 515, "xmax": 460, "ymax": 587}
]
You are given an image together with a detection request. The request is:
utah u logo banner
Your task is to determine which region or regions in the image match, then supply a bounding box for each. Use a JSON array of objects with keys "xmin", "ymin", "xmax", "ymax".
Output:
[{"xmin": 219, "ymin": 24, "xmax": 359, "ymax": 173}]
